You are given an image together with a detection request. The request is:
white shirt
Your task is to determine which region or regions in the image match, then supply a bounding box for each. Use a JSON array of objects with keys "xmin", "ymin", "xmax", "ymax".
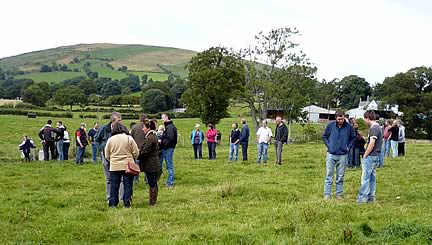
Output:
[
  {"xmin": 256, "ymin": 127, "xmax": 273, "ymax": 143},
  {"xmin": 63, "ymin": 131, "xmax": 70, "ymax": 143}
]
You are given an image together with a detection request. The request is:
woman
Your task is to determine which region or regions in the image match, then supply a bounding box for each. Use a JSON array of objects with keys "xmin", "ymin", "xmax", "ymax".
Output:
[
  {"xmin": 105, "ymin": 123, "xmax": 139, "ymax": 208},
  {"xmin": 191, "ymin": 124, "xmax": 204, "ymax": 160},
  {"xmin": 353, "ymin": 129, "xmax": 366, "ymax": 168},
  {"xmin": 206, "ymin": 124, "xmax": 218, "ymax": 160},
  {"xmin": 63, "ymin": 126, "xmax": 70, "ymax": 160},
  {"xmin": 19, "ymin": 135, "xmax": 35, "ymax": 161},
  {"xmin": 229, "ymin": 123, "xmax": 240, "ymax": 161},
  {"xmin": 138, "ymin": 120, "xmax": 160, "ymax": 206},
  {"xmin": 388, "ymin": 120, "xmax": 399, "ymax": 158}
]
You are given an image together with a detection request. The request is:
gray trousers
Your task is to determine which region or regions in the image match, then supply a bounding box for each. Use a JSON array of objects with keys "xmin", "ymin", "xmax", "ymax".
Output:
[
  {"xmin": 102, "ymin": 151, "xmax": 123, "ymax": 201},
  {"xmin": 275, "ymin": 141, "xmax": 284, "ymax": 164}
]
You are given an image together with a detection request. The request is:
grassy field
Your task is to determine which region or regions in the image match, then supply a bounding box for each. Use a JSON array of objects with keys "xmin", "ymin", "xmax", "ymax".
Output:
[
  {"xmin": 0, "ymin": 115, "xmax": 431, "ymax": 243},
  {"xmin": 15, "ymin": 71, "xmax": 84, "ymax": 83}
]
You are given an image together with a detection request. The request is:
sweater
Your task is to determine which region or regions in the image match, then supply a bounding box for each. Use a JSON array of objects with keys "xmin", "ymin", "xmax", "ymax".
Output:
[
  {"xmin": 104, "ymin": 134, "xmax": 139, "ymax": 171},
  {"xmin": 206, "ymin": 129, "xmax": 218, "ymax": 143},
  {"xmin": 322, "ymin": 121, "xmax": 356, "ymax": 155}
]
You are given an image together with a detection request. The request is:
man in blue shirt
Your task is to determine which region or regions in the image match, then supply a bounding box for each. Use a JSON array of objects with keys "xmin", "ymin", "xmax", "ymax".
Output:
[
  {"xmin": 322, "ymin": 110, "xmax": 356, "ymax": 200},
  {"xmin": 239, "ymin": 118, "xmax": 250, "ymax": 161}
]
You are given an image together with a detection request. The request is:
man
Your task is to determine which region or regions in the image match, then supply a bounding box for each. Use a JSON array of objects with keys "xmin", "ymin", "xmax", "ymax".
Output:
[
  {"xmin": 397, "ymin": 120, "xmax": 406, "ymax": 156},
  {"xmin": 87, "ymin": 122, "xmax": 99, "ymax": 163},
  {"xmin": 95, "ymin": 112, "xmax": 123, "ymax": 201},
  {"xmin": 38, "ymin": 120, "xmax": 58, "ymax": 161},
  {"xmin": 131, "ymin": 114, "xmax": 148, "ymax": 183},
  {"xmin": 229, "ymin": 123, "xmax": 241, "ymax": 161},
  {"xmin": 274, "ymin": 117, "xmax": 288, "ymax": 165},
  {"xmin": 239, "ymin": 118, "xmax": 250, "ymax": 161},
  {"xmin": 357, "ymin": 110, "xmax": 383, "ymax": 204},
  {"xmin": 256, "ymin": 120, "xmax": 273, "ymax": 165},
  {"xmin": 160, "ymin": 113, "xmax": 177, "ymax": 188},
  {"xmin": 55, "ymin": 121, "xmax": 65, "ymax": 161},
  {"xmin": 322, "ymin": 110, "xmax": 356, "ymax": 200},
  {"xmin": 75, "ymin": 123, "xmax": 88, "ymax": 164}
]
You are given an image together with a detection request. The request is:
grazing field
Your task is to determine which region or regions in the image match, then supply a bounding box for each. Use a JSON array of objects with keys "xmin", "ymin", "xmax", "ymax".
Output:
[
  {"xmin": 15, "ymin": 71, "xmax": 84, "ymax": 83},
  {"xmin": 0, "ymin": 115, "xmax": 431, "ymax": 243}
]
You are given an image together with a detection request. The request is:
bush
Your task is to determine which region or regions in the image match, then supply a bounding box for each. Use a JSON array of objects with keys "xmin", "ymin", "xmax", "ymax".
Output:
[
  {"xmin": 0, "ymin": 108, "xmax": 73, "ymax": 118},
  {"xmin": 79, "ymin": 114, "xmax": 97, "ymax": 119}
]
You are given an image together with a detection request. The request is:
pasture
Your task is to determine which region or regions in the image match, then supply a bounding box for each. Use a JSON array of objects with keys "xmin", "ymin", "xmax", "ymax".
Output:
[{"xmin": 0, "ymin": 115, "xmax": 431, "ymax": 243}]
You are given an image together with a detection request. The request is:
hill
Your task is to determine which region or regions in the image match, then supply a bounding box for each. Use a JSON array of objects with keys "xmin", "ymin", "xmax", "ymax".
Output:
[{"xmin": 0, "ymin": 43, "xmax": 197, "ymax": 81}]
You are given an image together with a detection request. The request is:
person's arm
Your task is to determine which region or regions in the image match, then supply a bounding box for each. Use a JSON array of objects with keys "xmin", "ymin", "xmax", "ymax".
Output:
[
  {"xmin": 104, "ymin": 139, "xmax": 111, "ymax": 162},
  {"xmin": 363, "ymin": 137, "xmax": 376, "ymax": 159},
  {"xmin": 76, "ymin": 131, "xmax": 83, "ymax": 148},
  {"xmin": 130, "ymin": 136, "xmax": 139, "ymax": 160},
  {"xmin": 256, "ymin": 130, "xmax": 260, "ymax": 143},
  {"xmin": 322, "ymin": 124, "xmax": 331, "ymax": 149},
  {"xmin": 283, "ymin": 126, "xmax": 289, "ymax": 143},
  {"xmin": 39, "ymin": 129, "xmax": 44, "ymax": 141},
  {"xmin": 348, "ymin": 127, "xmax": 356, "ymax": 149},
  {"xmin": 268, "ymin": 129, "xmax": 273, "ymax": 143}
]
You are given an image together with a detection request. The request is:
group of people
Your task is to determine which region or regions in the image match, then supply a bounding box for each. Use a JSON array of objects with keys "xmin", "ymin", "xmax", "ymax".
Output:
[
  {"xmin": 382, "ymin": 119, "xmax": 406, "ymax": 159},
  {"xmin": 189, "ymin": 117, "xmax": 289, "ymax": 165},
  {"xmin": 323, "ymin": 110, "xmax": 405, "ymax": 204}
]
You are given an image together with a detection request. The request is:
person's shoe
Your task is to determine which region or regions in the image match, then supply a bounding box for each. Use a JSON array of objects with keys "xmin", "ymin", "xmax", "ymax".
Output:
[
  {"xmin": 149, "ymin": 187, "xmax": 158, "ymax": 206},
  {"xmin": 324, "ymin": 195, "xmax": 331, "ymax": 200},
  {"xmin": 356, "ymin": 199, "xmax": 368, "ymax": 205},
  {"xmin": 336, "ymin": 196, "xmax": 344, "ymax": 201},
  {"xmin": 165, "ymin": 184, "xmax": 174, "ymax": 189}
]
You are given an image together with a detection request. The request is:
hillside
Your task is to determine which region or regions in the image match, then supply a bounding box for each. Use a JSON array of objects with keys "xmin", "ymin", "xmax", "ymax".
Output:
[{"xmin": 0, "ymin": 43, "xmax": 197, "ymax": 81}]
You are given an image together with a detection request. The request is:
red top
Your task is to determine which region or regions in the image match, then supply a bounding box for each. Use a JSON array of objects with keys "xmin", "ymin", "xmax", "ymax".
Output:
[
  {"xmin": 206, "ymin": 129, "xmax": 217, "ymax": 143},
  {"xmin": 76, "ymin": 131, "xmax": 82, "ymax": 137},
  {"xmin": 383, "ymin": 125, "xmax": 391, "ymax": 140}
]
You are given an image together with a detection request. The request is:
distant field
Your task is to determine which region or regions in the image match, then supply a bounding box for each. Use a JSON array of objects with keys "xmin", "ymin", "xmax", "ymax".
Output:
[
  {"xmin": 131, "ymin": 71, "xmax": 169, "ymax": 81},
  {"xmin": 161, "ymin": 63, "xmax": 189, "ymax": 78},
  {"xmin": 0, "ymin": 99, "xmax": 22, "ymax": 106},
  {"xmin": 15, "ymin": 71, "xmax": 84, "ymax": 83}
]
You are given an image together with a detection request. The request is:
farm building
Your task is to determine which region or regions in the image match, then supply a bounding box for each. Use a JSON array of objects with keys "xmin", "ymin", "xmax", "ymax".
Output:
[
  {"xmin": 346, "ymin": 98, "xmax": 400, "ymax": 119},
  {"xmin": 302, "ymin": 105, "xmax": 336, "ymax": 123}
]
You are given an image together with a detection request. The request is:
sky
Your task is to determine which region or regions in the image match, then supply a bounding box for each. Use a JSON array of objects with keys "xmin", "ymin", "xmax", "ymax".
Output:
[{"xmin": 1, "ymin": 0, "xmax": 431, "ymax": 83}]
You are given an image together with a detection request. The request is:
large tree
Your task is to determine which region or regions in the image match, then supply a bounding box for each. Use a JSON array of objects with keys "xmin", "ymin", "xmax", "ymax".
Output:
[
  {"xmin": 53, "ymin": 85, "xmax": 87, "ymax": 110},
  {"xmin": 378, "ymin": 66, "xmax": 432, "ymax": 139},
  {"xmin": 337, "ymin": 75, "xmax": 372, "ymax": 109},
  {"xmin": 141, "ymin": 89, "xmax": 168, "ymax": 113},
  {"xmin": 22, "ymin": 84, "xmax": 49, "ymax": 107},
  {"xmin": 182, "ymin": 47, "xmax": 245, "ymax": 125}
]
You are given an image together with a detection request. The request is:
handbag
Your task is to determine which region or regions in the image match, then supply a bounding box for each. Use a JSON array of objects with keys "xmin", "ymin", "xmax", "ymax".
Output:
[{"xmin": 125, "ymin": 135, "xmax": 140, "ymax": 176}]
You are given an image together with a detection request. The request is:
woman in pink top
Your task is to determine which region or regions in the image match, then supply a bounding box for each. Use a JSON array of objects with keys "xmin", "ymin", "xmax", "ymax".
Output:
[
  {"xmin": 206, "ymin": 124, "xmax": 218, "ymax": 160},
  {"xmin": 382, "ymin": 120, "xmax": 392, "ymax": 158}
]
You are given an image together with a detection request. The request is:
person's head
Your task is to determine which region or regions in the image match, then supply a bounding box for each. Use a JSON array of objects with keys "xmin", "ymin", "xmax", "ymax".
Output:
[
  {"xmin": 363, "ymin": 110, "xmax": 376, "ymax": 126},
  {"xmin": 111, "ymin": 123, "xmax": 129, "ymax": 136},
  {"xmin": 23, "ymin": 134, "xmax": 28, "ymax": 140},
  {"xmin": 208, "ymin": 123, "xmax": 214, "ymax": 130},
  {"xmin": 261, "ymin": 120, "xmax": 268, "ymax": 128},
  {"xmin": 142, "ymin": 119, "xmax": 157, "ymax": 134},
  {"xmin": 110, "ymin": 112, "xmax": 122, "ymax": 125},
  {"xmin": 94, "ymin": 122, "xmax": 99, "ymax": 129},
  {"xmin": 232, "ymin": 123, "xmax": 238, "ymax": 129},
  {"xmin": 158, "ymin": 125, "xmax": 164, "ymax": 132},
  {"xmin": 130, "ymin": 122, "xmax": 137, "ymax": 130},
  {"xmin": 335, "ymin": 110, "xmax": 345, "ymax": 127},
  {"xmin": 80, "ymin": 123, "xmax": 86, "ymax": 129},
  {"xmin": 47, "ymin": 120, "xmax": 52, "ymax": 125},
  {"xmin": 195, "ymin": 123, "xmax": 200, "ymax": 131},
  {"xmin": 241, "ymin": 118, "xmax": 247, "ymax": 125},
  {"xmin": 57, "ymin": 121, "xmax": 63, "ymax": 128},
  {"xmin": 349, "ymin": 118, "xmax": 356, "ymax": 125},
  {"xmin": 140, "ymin": 113, "xmax": 148, "ymax": 122},
  {"xmin": 396, "ymin": 119, "xmax": 402, "ymax": 127},
  {"xmin": 161, "ymin": 113, "xmax": 171, "ymax": 122},
  {"xmin": 353, "ymin": 123, "xmax": 359, "ymax": 129},
  {"xmin": 385, "ymin": 120, "xmax": 390, "ymax": 127},
  {"xmin": 392, "ymin": 120, "xmax": 398, "ymax": 127},
  {"xmin": 276, "ymin": 117, "xmax": 282, "ymax": 125}
]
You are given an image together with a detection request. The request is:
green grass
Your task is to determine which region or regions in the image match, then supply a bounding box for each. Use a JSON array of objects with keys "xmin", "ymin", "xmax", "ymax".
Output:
[
  {"xmin": 131, "ymin": 71, "xmax": 169, "ymax": 82},
  {"xmin": 15, "ymin": 71, "xmax": 84, "ymax": 83},
  {"xmin": 0, "ymin": 115, "xmax": 431, "ymax": 243}
]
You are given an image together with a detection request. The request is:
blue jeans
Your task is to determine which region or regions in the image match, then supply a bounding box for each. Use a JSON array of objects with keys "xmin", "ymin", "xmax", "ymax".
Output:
[
  {"xmin": 57, "ymin": 140, "xmax": 64, "ymax": 161},
  {"xmin": 241, "ymin": 143, "xmax": 248, "ymax": 161},
  {"xmin": 353, "ymin": 147, "xmax": 361, "ymax": 167},
  {"xmin": 324, "ymin": 153, "xmax": 347, "ymax": 198},
  {"xmin": 347, "ymin": 147, "xmax": 354, "ymax": 167},
  {"xmin": 357, "ymin": 155, "xmax": 379, "ymax": 203},
  {"xmin": 390, "ymin": 140, "xmax": 398, "ymax": 158},
  {"xmin": 383, "ymin": 140, "xmax": 391, "ymax": 157},
  {"xmin": 75, "ymin": 146, "xmax": 85, "ymax": 164},
  {"xmin": 229, "ymin": 143, "xmax": 239, "ymax": 161},
  {"xmin": 91, "ymin": 144, "xmax": 98, "ymax": 163},
  {"xmin": 109, "ymin": 171, "xmax": 134, "ymax": 208},
  {"xmin": 207, "ymin": 142, "xmax": 216, "ymax": 160},
  {"xmin": 257, "ymin": 142, "xmax": 269, "ymax": 164},
  {"xmin": 161, "ymin": 148, "xmax": 175, "ymax": 186}
]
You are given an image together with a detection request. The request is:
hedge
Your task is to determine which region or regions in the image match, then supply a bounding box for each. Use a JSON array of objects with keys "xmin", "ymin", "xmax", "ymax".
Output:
[{"xmin": 0, "ymin": 109, "xmax": 73, "ymax": 118}]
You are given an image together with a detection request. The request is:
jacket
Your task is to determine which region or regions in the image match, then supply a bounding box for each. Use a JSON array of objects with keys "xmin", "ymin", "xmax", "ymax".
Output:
[
  {"xmin": 239, "ymin": 124, "xmax": 250, "ymax": 144},
  {"xmin": 138, "ymin": 131, "xmax": 160, "ymax": 173},
  {"xmin": 95, "ymin": 122, "xmax": 112, "ymax": 152},
  {"xmin": 104, "ymin": 134, "xmax": 139, "ymax": 171},
  {"xmin": 131, "ymin": 122, "xmax": 146, "ymax": 148},
  {"xmin": 274, "ymin": 123, "xmax": 288, "ymax": 143},
  {"xmin": 55, "ymin": 126, "xmax": 65, "ymax": 142},
  {"xmin": 206, "ymin": 129, "xmax": 218, "ymax": 143},
  {"xmin": 161, "ymin": 121, "xmax": 177, "ymax": 149},
  {"xmin": 191, "ymin": 130, "xmax": 204, "ymax": 145},
  {"xmin": 322, "ymin": 121, "xmax": 356, "ymax": 155},
  {"xmin": 76, "ymin": 128, "xmax": 88, "ymax": 146},
  {"xmin": 39, "ymin": 124, "xmax": 57, "ymax": 143}
]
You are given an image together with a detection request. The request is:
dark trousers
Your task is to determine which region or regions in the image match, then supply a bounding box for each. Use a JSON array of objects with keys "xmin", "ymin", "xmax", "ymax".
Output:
[
  {"xmin": 109, "ymin": 171, "xmax": 134, "ymax": 208},
  {"xmin": 207, "ymin": 142, "xmax": 216, "ymax": 160},
  {"xmin": 43, "ymin": 141, "xmax": 55, "ymax": 161},
  {"xmin": 398, "ymin": 142, "xmax": 405, "ymax": 156},
  {"xmin": 23, "ymin": 151, "xmax": 31, "ymax": 161},
  {"xmin": 193, "ymin": 143, "xmax": 202, "ymax": 159},
  {"xmin": 241, "ymin": 143, "xmax": 248, "ymax": 161},
  {"xmin": 63, "ymin": 142, "xmax": 70, "ymax": 160},
  {"xmin": 76, "ymin": 146, "xmax": 86, "ymax": 164},
  {"xmin": 145, "ymin": 172, "xmax": 158, "ymax": 188}
]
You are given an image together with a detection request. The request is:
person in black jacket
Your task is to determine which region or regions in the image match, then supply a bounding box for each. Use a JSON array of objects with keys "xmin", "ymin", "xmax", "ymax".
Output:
[
  {"xmin": 274, "ymin": 117, "xmax": 288, "ymax": 165},
  {"xmin": 39, "ymin": 120, "xmax": 58, "ymax": 161},
  {"xmin": 160, "ymin": 113, "xmax": 177, "ymax": 188},
  {"xmin": 75, "ymin": 123, "xmax": 88, "ymax": 164},
  {"xmin": 239, "ymin": 118, "xmax": 250, "ymax": 161},
  {"xmin": 19, "ymin": 135, "xmax": 36, "ymax": 161},
  {"xmin": 55, "ymin": 121, "xmax": 65, "ymax": 161},
  {"xmin": 229, "ymin": 123, "xmax": 241, "ymax": 161}
]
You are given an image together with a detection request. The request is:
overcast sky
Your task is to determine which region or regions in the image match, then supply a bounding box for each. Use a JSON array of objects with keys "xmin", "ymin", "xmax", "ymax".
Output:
[{"xmin": 1, "ymin": 0, "xmax": 431, "ymax": 83}]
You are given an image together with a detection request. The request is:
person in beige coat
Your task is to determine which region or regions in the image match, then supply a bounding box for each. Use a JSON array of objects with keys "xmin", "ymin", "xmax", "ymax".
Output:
[{"xmin": 105, "ymin": 123, "xmax": 139, "ymax": 208}]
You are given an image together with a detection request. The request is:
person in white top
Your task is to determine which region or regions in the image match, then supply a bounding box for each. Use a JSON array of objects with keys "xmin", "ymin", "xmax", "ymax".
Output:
[{"xmin": 256, "ymin": 120, "xmax": 273, "ymax": 164}]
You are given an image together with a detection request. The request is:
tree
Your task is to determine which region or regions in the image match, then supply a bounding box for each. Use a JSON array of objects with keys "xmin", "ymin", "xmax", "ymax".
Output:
[
  {"xmin": 141, "ymin": 74, "xmax": 148, "ymax": 85},
  {"xmin": 101, "ymin": 80, "xmax": 122, "ymax": 97},
  {"xmin": 378, "ymin": 66, "xmax": 432, "ymax": 139},
  {"xmin": 170, "ymin": 80, "xmax": 186, "ymax": 107},
  {"xmin": 53, "ymin": 85, "xmax": 87, "ymax": 110},
  {"xmin": 183, "ymin": 47, "xmax": 245, "ymax": 125},
  {"xmin": 40, "ymin": 65, "xmax": 52, "ymax": 72},
  {"xmin": 78, "ymin": 80, "xmax": 97, "ymax": 95},
  {"xmin": 314, "ymin": 79, "xmax": 339, "ymax": 109},
  {"xmin": 337, "ymin": 75, "xmax": 372, "ymax": 109},
  {"xmin": 120, "ymin": 74, "xmax": 141, "ymax": 93},
  {"xmin": 141, "ymin": 89, "xmax": 168, "ymax": 113},
  {"xmin": 22, "ymin": 84, "xmax": 49, "ymax": 107},
  {"xmin": 117, "ymin": 65, "xmax": 128, "ymax": 72}
]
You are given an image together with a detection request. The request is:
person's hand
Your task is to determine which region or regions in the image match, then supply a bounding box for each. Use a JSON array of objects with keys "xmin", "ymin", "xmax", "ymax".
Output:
[{"xmin": 80, "ymin": 144, "xmax": 84, "ymax": 148}]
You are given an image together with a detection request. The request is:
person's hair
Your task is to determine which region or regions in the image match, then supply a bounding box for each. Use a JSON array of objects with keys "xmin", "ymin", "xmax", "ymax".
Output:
[
  {"xmin": 335, "ymin": 110, "xmax": 345, "ymax": 118},
  {"xmin": 111, "ymin": 111, "xmax": 121, "ymax": 122},
  {"xmin": 158, "ymin": 125, "xmax": 165, "ymax": 131},
  {"xmin": 64, "ymin": 126, "xmax": 67, "ymax": 131},
  {"xmin": 57, "ymin": 121, "xmax": 63, "ymax": 125},
  {"xmin": 112, "ymin": 123, "xmax": 129, "ymax": 136},
  {"xmin": 349, "ymin": 118, "xmax": 355, "ymax": 124},
  {"xmin": 385, "ymin": 120, "xmax": 391, "ymax": 126},
  {"xmin": 241, "ymin": 118, "xmax": 247, "ymax": 124},
  {"xmin": 195, "ymin": 123, "xmax": 200, "ymax": 128},
  {"xmin": 233, "ymin": 123, "xmax": 238, "ymax": 129},
  {"xmin": 47, "ymin": 120, "xmax": 52, "ymax": 125},
  {"xmin": 208, "ymin": 123, "xmax": 214, "ymax": 130},
  {"xmin": 162, "ymin": 113, "xmax": 171, "ymax": 120},
  {"xmin": 140, "ymin": 113, "xmax": 148, "ymax": 122},
  {"xmin": 130, "ymin": 122, "xmax": 137, "ymax": 129},
  {"xmin": 375, "ymin": 113, "xmax": 380, "ymax": 120},
  {"xmin": 143, "ymin": 119, "xmax": 156, "ymax": 130},
  {"xmin": 363, "ymin": 110, "xmax": 376, "ymax": 120},
  {"xmin": 392, "ymin": 120, "xmax": 398, "ymax": 127},
  {"xmin": 94, "ymin": 122, "xmax": 99, "ymax": 126},
  {"xmin": 80, "ymin": 123, "xmax": 86, "ymax": 128}
]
